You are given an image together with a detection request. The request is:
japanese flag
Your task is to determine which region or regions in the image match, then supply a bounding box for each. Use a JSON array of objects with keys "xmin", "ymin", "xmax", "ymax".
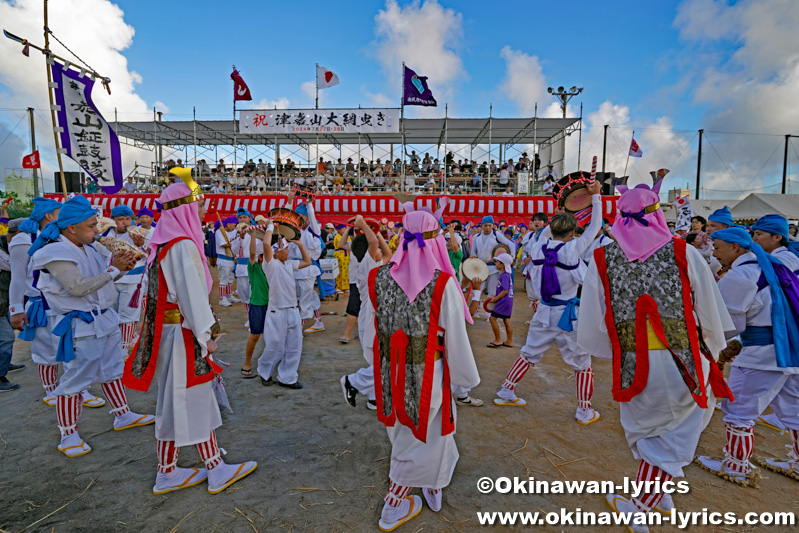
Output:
[
  {"xmin": 629, "ymin": 137, "xmax": 643, "ymax": 158},
  {"xmin": 317, "ymin": 65, "xmax": 340, "ymax": 89}
]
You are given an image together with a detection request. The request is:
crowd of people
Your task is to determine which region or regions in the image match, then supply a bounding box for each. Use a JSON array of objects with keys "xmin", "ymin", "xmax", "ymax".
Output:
[
  {"xmin": 1, "ymin": 169, "xmax": 798, "ymax": 532},
  {"xmin": 112, "ymin": 151, "xmax": 560, "ymax": 196}
]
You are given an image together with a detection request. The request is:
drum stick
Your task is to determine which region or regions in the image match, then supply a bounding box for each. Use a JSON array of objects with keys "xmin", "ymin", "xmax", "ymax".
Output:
[
  {"xmin": 589, "ymin": 155, "xmax": 597, "ymax": 186},
  {"xmin": 215, "ymin": 212, "xmax": 233, "ymax": 258}
]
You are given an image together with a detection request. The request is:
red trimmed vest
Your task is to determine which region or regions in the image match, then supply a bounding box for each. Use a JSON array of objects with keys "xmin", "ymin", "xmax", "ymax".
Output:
[
  {"xmin": 123, "ymin": 237, "xmax": 221, "ymax": 392},
  {"xmin": 594, "ymin": 238, "xmax": 732, "ymax": 407},
  {"xmin": 369, "ymin": 265, "xmax": 454, "ymax": 443}
]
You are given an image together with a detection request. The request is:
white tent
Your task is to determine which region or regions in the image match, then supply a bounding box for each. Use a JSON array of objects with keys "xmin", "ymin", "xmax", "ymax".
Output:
[{"xmin": 731, "ymin": 194, "xmax": 799, "ymax": 222}]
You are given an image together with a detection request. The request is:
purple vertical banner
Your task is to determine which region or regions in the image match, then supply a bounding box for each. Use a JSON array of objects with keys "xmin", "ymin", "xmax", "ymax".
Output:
[
  {"xmin": 50, "ymin": 61, "xmax": 123, "ymax": 194},
  {"xmin": 402, "ymin": 65, "xmax": 437, "ymax": 107}
]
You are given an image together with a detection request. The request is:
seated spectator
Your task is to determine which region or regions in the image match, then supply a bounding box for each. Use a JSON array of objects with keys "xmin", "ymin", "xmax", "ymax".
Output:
[
  {"xmin": 255, "ymin": 172, "xmax": 266, "ymax": 193},
  {"xmin": 317, "ymin": 157, "xmax": 326, "ymax": 174},
  {"xmin": 333, "ymin": 184, "xmax": 344, "ymax": 195},
  {"xmin": 211, "ymin": 180, "xmax": 224, "ymax": 194},
  {"xmin": 490, "ymin": 160, "xmax": 497, "ymax": 174},
  {"xmin": 404, "ymin": 169, "xmax": 416, "ymax": 192},
  {"xmin": 471, "ymin": 173, "xmax": 482, "ymax": 191},
  {"xmin": 452, "ymin": 161, "xmax": 461, "ymax": 175},
  {"xmin": 275, "ymin": 158, "xmax": 283, "ymax": 177},
  {"xmin": 345, "ymin": 158, "xmax": 355, "ymax": 175},
  {"xmin": 507, "ymin": 159, "xmax": 515, "ymax": 175},
  {"xmin": 542, "ymin": 176, "xmax": 555, "ymax": 195},
  {"xmin": 217, "ymin": 159, "xmax": 227, "ymax": 173},
  {"xmin": 123, "ymin": 177, "xmax": 137, "ymax": 194},
  {"xmin": 246, "ymin": 159, "xmax": 256, "ymax": 173},
  {"xmin": 431, "ymin": 159, "xmax": 441, "ymax": 173},
  {"xmin": 393, "ymin": 158, "xmax": 402, "ymax": 175},
  {"xmin": 284, "ymin": 158, "xmax": 295, "ymax": 175},
  {"xmin": 501, "ymin": 186, "xmax": 514, "ymax": 196},
  {"xmin": 383, "ymin": 159, "xmax": 392, "ymax": 176},
  {"xmin": 498, "ymin": 164, "xmax": 510, "ymax": 189},
  {"xmin": 453, "ymin": 185, "xmax": 462, "ymax": 195},
  {"xmin": 362, "ymin": 185, "xmax": 372, "ymax": 196},
  {"xmin": 478, "ymin": 161, "xmax": 488, "ymax": 176},
  {"xmin": 334, "ymin": 158, "xmax": 344, "ymax": 174}
]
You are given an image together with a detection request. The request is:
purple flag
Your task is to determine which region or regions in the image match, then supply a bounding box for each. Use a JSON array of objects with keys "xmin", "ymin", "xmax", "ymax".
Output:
[
  {"xmin": 51, "ymin": 61, "xmax": 124, "ymax": 194},
  {"xmin": 402, "ymin": 65, "xmax": 437, "ymax": 107}
]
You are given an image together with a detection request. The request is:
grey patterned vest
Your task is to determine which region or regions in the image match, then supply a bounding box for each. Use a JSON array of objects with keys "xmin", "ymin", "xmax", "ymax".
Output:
[
  {"xmin": 372, "ymin": 264, "xmax": 454, "ymax": 441},
  {"xmin": 600, "ymin": 239, "xmax": 701, "ymax": 400}
]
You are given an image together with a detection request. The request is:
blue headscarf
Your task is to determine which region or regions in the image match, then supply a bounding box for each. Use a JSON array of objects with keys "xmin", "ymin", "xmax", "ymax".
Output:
[
  {"xmin": 28, "ymin": 195, "xmax": 97, "ymax": 256},
  {"xmin": 709, "ymin": 206, "xmax": 734, "ymax": 227},
  {"xmin": 752, "ymin": 214, "xmax": 789, "ymax": 241},
  {"xmin": 712, "ymin": 227, "xmax": 799, "ymax": 368},
  {"xmin": 18, "ymin": 197, "xmax": 61, "ymax": 234},
  {"xmin": 481, "ymin": 215, "xmax": 494, "ymax": 225},
  {"xmin": 295, "ymin": 203, "xmax": 309, "ymax": 217},
  {"xmin": 237, "ymin": 206, "xmax": 255, "ymax": 222},
  {"xmin": 111, "ymin": 205, "xmax": 134, "ymax": 218},
  {"xmin": 137, "ymin": 206, "xmax": 155, "ymax": 218}
]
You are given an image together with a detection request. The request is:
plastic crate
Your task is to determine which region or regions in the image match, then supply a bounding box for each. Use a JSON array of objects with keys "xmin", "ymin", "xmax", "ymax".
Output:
[{"xmin": 319, "ymin": 258, "xmax": 340, "ymax": 280}]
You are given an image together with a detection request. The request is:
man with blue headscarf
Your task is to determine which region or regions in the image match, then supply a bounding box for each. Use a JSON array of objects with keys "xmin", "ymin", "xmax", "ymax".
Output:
[
  {"xmin": 706, "ymin": 206, "xmax": 735, "ymax": 274},
  {"xmin": 697, "ymin": 227, "xmax": 799, "ymax": 486},
  {"xmin": 468, "ymin": 215, "xmax": 516, "ymax": 318},
  {"xmin": 285, "ymin": 192, "xmax": 325, "ymax": 333},
  {"xmin": 8, "ymin": 198, "xmax": 105, "ymax": 406},
  {"xmin": 29, "ymin": 195, "xmax": 154, "ymax": 457},
  {"xmin": 232, "ymin": 207, "xmax": 256, "ymax": 321},
  {"xmin": 103, "ymin": 204, "xmax": 148, "ymax": 357}
]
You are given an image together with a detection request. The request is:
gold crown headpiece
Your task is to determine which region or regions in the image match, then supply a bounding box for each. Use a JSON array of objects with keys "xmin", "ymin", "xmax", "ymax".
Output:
[{"xmin": 163, "ymin": 167, "xmax": 203, "ymax": 210}]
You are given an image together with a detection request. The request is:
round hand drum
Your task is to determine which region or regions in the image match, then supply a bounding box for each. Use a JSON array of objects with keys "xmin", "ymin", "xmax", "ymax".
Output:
[
  {"xmin": 461, "ymin": 257, "xmax": 490, "ymax": 284},
  {"xmin": 551, "ymin": 171, "xmax": 595, "ymax": 226},
  {"xmin": 267, "ymin": 207, "xmax": 303, "ymax": 243}
]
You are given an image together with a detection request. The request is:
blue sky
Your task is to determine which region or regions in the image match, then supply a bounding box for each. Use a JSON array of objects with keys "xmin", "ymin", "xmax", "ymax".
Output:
[{"xmin": 1, "ymin": 0, "xmax": 798, "ymax": 197}]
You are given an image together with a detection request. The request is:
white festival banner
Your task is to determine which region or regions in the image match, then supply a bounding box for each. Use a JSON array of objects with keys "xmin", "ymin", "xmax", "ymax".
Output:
[{"xmin": 239, "ymin": 108, "xmax": 400, "ymax": 135}]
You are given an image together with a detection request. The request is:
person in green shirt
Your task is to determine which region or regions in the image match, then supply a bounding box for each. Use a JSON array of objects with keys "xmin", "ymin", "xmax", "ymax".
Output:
[
  {"xmin": 242, "ymin": 226, "xmax": 269, "ymax": 378},
  {"xmin": 445, "ymin": 222, "xmax": 463, "ymax": 280}
]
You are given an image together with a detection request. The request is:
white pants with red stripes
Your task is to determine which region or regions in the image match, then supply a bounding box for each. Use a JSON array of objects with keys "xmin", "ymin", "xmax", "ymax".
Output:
[
  {"xmin": 502, "ymin": 356, "xmax": 593, "ymax": 408},
  {"xmin": 53, "ymin": 330, "xmax": 125, "ymax": 396},
  {"xmin": 218, "ymin": 261, "xmax": 235, "ymax": 300},
  {"xmin": 154, "ymin": 323, "xmax": 222, "ymax": 447},
  {"xmin": 518, "ymin": 324, "xmax": 592, "ymax": 371},
  {"xmin": 721, "ymin": 366, "xmax": 799, "ymax": 431},
  {"xmin": 620, "ymin": 348, "xmax": 715, "ymax": 478},
  {"xmin": 157, "ymin": 431, "xmax": 222, "ymax": 473},
  {"xmin": 114, "ymin": 282, "xmax": 142, "ymax": 323},
  {"xmin": 631, "ymin": 460, "xmax": 672, "ymax": 512},
  {"xmin": 119, "ymin": 322, "xmax": 138, "ymax": 357},
  {"xmin": 57, "ymin": 378, "xmax": 130, "ymax": 436},
  {"xmin": 28, "ymin": 314, "xmax": 59, "ymax": 366}
]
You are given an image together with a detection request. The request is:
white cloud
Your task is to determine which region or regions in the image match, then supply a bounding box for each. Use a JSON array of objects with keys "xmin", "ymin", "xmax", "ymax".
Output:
[
  {"xmin": 673, "ymin": 0, "xmax": 799, "ymax": 197},
  {"xmin": 0, "ymin": 0, "xmax": 154, "ymax": 191},
  {"xmin": 372, "ymin": 0, "xmax": 465, "ymax": 115},
  {"xmin": 154, "ymin": 101, "xmax": 169, "ymax": 114},
  {"xmin": 254, "ymin": 97, "xmax": 290, "ymax": 110},
  {"xmin": 498, "ymin": 46, "xmax": 549, "ymax": 117}
]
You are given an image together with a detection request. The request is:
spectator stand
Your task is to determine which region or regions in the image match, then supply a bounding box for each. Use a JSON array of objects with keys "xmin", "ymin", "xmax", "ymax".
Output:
[{"xmin": 112, "ymin": 110, "xmax": 579, "ymax": 196}]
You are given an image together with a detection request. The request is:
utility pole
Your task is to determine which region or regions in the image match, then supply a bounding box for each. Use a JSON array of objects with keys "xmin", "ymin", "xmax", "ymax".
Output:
[
  {"xmin": 27, "ymin": 107, "xmax": 39, "ymax": 196},
  {"xmin": 696, "ymin": 129, "xmax": 703, "ymax": 200},
  {"xmin": 547, "ymin": 86, "xmax": 583, "ymax": 118},
  {"xmin": 782, "ymin": 134, "xmax": 798, "ymax": 194},
  {"xmin": 602, "ymin": 124, "xmax": 608, "ymax": 173}
]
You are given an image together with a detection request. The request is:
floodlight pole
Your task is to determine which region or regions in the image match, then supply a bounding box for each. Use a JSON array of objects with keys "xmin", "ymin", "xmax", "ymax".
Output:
[
  {"xmin": 783, "ymin": 134, "xmax": 797, "ymax": 194},
  {"xmin": 695, "ymin": 129, "xmax": 703, "ymax": 200}
]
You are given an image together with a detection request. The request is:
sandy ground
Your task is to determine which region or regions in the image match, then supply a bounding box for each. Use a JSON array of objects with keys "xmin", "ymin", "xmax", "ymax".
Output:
[{"xmin": 1, "ymin": 269, "xmax": 798, "ymax": 533}]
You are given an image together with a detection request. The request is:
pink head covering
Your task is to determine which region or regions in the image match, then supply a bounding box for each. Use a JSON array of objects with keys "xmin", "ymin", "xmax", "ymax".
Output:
[
  {"xmin": 610, "ymin": 181, "xmax": 673, "ymax": 262},
  {"xmin": 389, "ymin": 198, "xmax": 472, "ymax": 323},
  {"xmin": 147, "ymin": 183, "xmax": 213, "ymax": 293}
]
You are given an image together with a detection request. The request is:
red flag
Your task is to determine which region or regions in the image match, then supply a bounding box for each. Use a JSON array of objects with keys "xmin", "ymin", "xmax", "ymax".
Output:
[
  {"xmin": 629, "ymin": 138, "xmax": 643, "ymax": 158},
  {"xmin": 22, "ymin": 150, "xmax": 40, "ymax": 169},
  {"xmin": 231, "ymin": 68, "xmax": 252, "ymax": 101}
]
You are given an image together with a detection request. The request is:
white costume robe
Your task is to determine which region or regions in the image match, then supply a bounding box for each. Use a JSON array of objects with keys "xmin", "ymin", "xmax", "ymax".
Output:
[
  {"xmin": 215, "ymin": 228, "xmax": 237, "ymax": 289},
  {"xmin": 520, "ymin": 195, "xmax": 602, "ymax": 370},
  {"xmin": 232, "ymin": 232, "xmax": 252, "ymax": 304},
  {"xmin": 287, "ymin": 203, "xmax": 322, "ymax": 320},
  {"xmin": 470, "ymin": 230, "xmax": 516, "ymax": 302},
  {"xmin": 577, "ymin": 243, "xmax": 732, "ymax": 477},
  {"xmin": 32, "ymin": 238, "xmax": 124, "ymax": 395},
  {"xmin": 347, "ymin": 254, "xmax": 381, "ymax": 400},
  {"xmin": 154, "ymin": 240, "xmax": 222, "ymax": 446},
  {"xmin": 386, "ymin": 278, "xmax": 480, "ymax": 488},
  {"xmin": 716, "ymin": 252, "xmax": 799, "ymax": 431},
  {"xmin": 8, "ymin": 232, "xmax": 59, "ymax": 365}
]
